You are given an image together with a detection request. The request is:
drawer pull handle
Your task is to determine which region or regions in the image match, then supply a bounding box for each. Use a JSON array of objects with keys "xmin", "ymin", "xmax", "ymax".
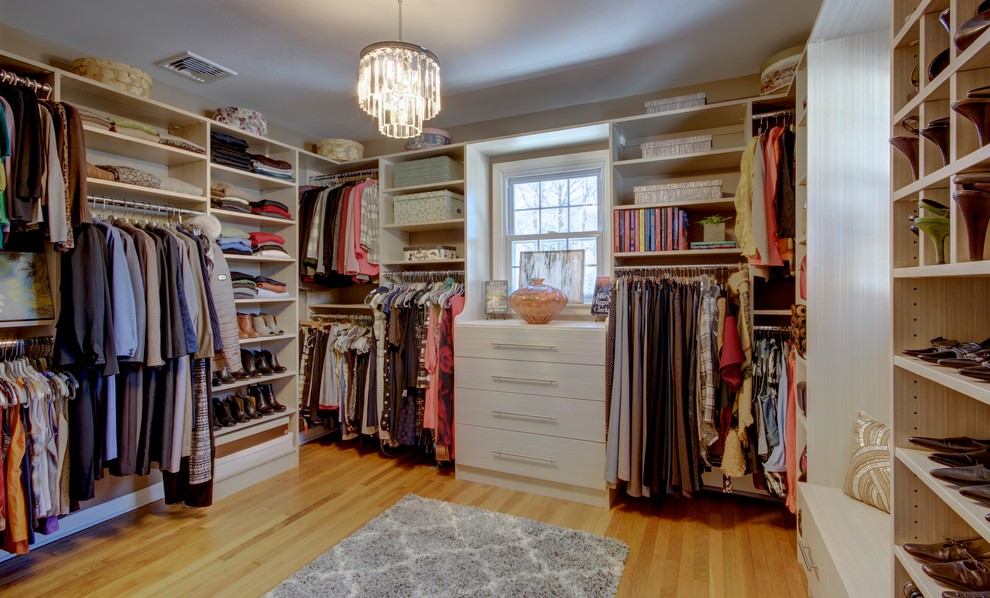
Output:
[
  {"xmin": 797, "ymin": 541, "xmax": 819, "ymax": 580},
  {"xmin": 491, "ymin": 410, "xmax": 557, "ymax": 422},
  {"xmin": 491, "ymin": 375, "xmax": 557, "ymax": 385},
  {"xmin": 490, "ymin": 343, "xmax": 558, "ymax": 350},
  {"xmin": 492, "ymin": 450, "xmax": 557, "ymax": 464}
]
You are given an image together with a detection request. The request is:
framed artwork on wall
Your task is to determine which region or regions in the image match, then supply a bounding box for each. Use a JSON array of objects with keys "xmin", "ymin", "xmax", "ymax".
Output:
[{"xmin": 518, "ymin": 249, "xmax": 585, "ymax": 303}]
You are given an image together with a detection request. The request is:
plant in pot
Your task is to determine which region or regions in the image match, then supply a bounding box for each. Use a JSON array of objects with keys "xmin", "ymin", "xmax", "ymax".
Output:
[{"xmin": 699, "ymin": 214, "xmax": 732, "ymax": 242}]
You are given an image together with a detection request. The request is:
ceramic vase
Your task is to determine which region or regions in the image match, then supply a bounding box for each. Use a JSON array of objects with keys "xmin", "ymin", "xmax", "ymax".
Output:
[{"xmin": 509, "ymin": 278, "xmax": 568, "ymax": 324}]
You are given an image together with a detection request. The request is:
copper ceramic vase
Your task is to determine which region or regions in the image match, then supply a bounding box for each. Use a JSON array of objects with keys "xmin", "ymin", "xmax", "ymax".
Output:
[{"xmin": 509, "ymin": 278, "xmax": 568, "ymax": 324}]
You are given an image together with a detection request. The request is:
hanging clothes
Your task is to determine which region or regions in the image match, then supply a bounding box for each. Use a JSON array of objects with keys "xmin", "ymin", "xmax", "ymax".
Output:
[{"xmin": 298, "ymin": 180, "xmax": 379, "ymax": 287}]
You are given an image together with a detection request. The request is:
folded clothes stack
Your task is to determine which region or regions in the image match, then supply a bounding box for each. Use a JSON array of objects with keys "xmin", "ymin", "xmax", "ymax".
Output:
[
  {"xmin": 93, "ymin": 163, "xmax": 204, "ymax": 196},
  {"xmin": 74, "ymin": 104, "xmax": 205, "ymax": 154},
  {"xmin": 251, "ymin": 154, "xmax": 293, "ymax": 180},
  {"xmin": 77, "ymin": 107, "xmax": 113, "ymax": 131},
  {"xmin": 109, "ymin": 115, "xmax": 160, "ymax": 143},
  {"xmin": 249, "ymin": 230, "xmax": 289, "ymax": 258},
  {"xmin": 211, "ymin": 131, "xmax": 253, "ymax": 171},
  {"xmin": 210, "ymin": 182, "xmax": 253, "ymax": 213},
  {"xmin": 158, "ymin": 131, "xmax": 206, "ymax": 154},
  {"xmin": 218, "ymin": 232, "xmax": 253, "ymax": 255},
  {"xmin": 230, "ymin": 271, "xmax": 258, "ymax": 299},
  {"xmin": 250, "ymin": 198, "xmax": 292, "ymax": 220},
  {"xmin": 254, "ymin": 275, "xmax": 288, "ymax": 298}
]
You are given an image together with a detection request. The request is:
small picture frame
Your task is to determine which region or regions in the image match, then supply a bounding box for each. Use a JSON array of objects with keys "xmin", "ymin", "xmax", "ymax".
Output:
[
  {"xmin": 485, "ymin": 280, "xmax": 509, "ymax": 315},
  {"xmin": 591, "ymin": 276, "xmax": 611, "ymax": 317}
]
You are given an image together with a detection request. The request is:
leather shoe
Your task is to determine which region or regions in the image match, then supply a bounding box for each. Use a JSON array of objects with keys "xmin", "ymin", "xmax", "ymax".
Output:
[
  {"xmin": 904, "ymin": 538, "xmax": 987, "ymax": 562},
  {"xmin": 923, "ymin": 558, "xmax": 990, "ymax": 591},
  {"xmin": 932, "ymin": 464, "xmax": 990, "ymax": 485},
  {"xmin": 931, "ymin": 450, "xmax": 990, "ymax": 468},
  {"xmin": 910, "ymin": 437, "xmax": 990, "ymax": 453},
  {"xmin": 921, "ymin": 341, "xmax": 990, "ymax": 363},
  {"xmin": 903, "ymin": 337, "xmax": 959, "ymax": 356},
  {"xmin": 961, "ymin": 484, "xmax": 990, "ymax": 506}
]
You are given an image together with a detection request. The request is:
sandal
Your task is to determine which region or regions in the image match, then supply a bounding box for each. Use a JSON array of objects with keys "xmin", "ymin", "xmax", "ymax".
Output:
[
  {"xmin": 902, "ymin": 336, "xmax": 959, "ymax": 356},
  {"xmin": 920, "ymin": 339, "xmax": 990, "ymax": 363}
]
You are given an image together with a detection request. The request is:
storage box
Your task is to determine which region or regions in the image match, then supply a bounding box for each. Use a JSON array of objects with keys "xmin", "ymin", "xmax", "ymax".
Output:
[
  {"xmin": 71, "ymin": 57, "xmax": 152, "ymax": 98},
  {"xmin": 404, "ymin": 245, "xmax": 458, "ymax": 262},
  {"xmin": 393, "ymin": 190, "xmax": 464, "ymax": 224},
  {"xmin": 393, "ymin": 156, "xmax": 464, "ymax": 188},
  {"xmin": 645, "ymin": 92, "xmax": 707, "ymax": 114},
  {"xmin": 633, "ymin": 179, "xmax": 723, "ymax": 204},
  {"xmin": 641, "ymin": 134, "xmax": 712, "ymax": 158},
  {"xmin": 316, "ymin": 138, "xmax": 364, "ymax": 161}
]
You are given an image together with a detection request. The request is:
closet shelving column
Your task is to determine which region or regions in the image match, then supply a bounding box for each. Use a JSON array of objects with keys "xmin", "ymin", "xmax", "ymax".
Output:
[
  {"xmin": 207, "ymin": 121, "xmax": 301, "ymax": 484},
  {"xmin": 890, "ymin": 1, "xmax": 990, "ymax": 595},
  {"xmin": 378, "ymin": 144, "xmax": 467, "ymax": 274},
  {"xmin": 0, "ymin": 52, "xmax": 59, "ymax": 332}
]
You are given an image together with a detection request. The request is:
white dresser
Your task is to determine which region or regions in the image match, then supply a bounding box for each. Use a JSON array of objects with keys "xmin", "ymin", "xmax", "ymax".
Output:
[{"xmin": 453, "ymin": 319, "xmax": 611, "ymax": 507}]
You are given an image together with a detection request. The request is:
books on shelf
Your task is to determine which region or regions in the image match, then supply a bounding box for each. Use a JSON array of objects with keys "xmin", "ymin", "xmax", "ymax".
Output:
[
  {"xmin": 613, "ymin": 207, "xmax": 690, "ymax": 253},
  {"xmin": 689, "ymin": 240, "xmax": 738, "ymax": 250}
]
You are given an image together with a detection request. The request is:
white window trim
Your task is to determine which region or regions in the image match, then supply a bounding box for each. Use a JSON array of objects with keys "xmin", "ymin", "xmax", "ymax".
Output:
[{"xmin": 491, "ymin": 150, "xmax": 611, "ymax": 305}]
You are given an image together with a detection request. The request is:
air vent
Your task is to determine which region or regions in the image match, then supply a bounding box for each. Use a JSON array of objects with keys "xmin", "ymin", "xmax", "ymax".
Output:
[{"xmin": 155, "ymin": 52, "xmax": 237, "ymax": 83}]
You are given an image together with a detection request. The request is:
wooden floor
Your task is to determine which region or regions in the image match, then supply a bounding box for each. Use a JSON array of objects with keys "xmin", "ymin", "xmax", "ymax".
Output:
[{"xmin": 0, "ymin": 438, "xmax": 807, "ymax": 598}]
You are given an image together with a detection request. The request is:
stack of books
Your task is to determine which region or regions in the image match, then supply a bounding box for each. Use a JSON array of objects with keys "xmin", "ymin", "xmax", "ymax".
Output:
[{"xmin": 614, "ymin": 207, "xmax": 689, "ymax": 253}]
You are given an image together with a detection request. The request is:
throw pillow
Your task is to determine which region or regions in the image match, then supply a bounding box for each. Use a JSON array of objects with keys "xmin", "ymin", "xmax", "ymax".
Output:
[{"xmin": 843, "ymin": 411, "xmax": 892, "ymax": 513}]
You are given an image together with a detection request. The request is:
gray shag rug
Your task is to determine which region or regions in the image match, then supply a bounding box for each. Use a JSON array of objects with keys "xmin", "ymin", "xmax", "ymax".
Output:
[{"xmin": 266, "ymin": 494, "xmax": 628, "ymax": 598}]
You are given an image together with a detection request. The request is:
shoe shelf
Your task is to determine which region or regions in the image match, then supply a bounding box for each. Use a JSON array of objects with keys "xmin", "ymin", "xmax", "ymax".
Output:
[
  {"xmin": 234, "ymin": 298, "xmax": 295, "ymax": 306},
  {"xmin": 215, "ymin": 407, "xmax": 299, "ymax": 441},
  {"xmin": 894, "ymin": 355, "xmax": 990, "ymax": 407},
  {"xmin": 86, "ymin": 178, "xmax": 208, "ymax": 209},
  {"xmin": 213, "ymin": 370, "xmax": 297, "ymax": 393},
  {"xmin": 82, "ymin": 125, "xmax": 207, "ymax": 166},
  {"xmin": 894, "ymin": 261, "xmax": 990, "ymax": 278},
  {"xmin": 897, "ymin": 448, "xmax": 990, "ymax": 543},
  {"xmin": 890, "ymin": 138, "xmax": 990, "ymax": 202},
  {"xmin": 209, "ymin": 208, "xmax": 295, "ymax": 227},
  {"xmin": 893, "ymin": 0, "xmax": 949, "ymax": 49},
  {"xmin": 237, "ymin": 333, "xmax": 297, "ymax": 345},
  {"xmin": 894, "ymin": 545, "xmax": 956, "ymax": 597}
]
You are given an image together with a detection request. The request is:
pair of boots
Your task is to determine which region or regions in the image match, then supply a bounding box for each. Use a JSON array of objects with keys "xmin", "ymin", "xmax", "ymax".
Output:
[
  {"xmin": 240, "ymin": 349, "xmax": 288, "ymax": 378},
  {"xmin": 237, "ymin": 313, "xmax": 284, "ymax": 339},
  {"xmin": 212, "ymin": 383, "xmax": 288, "ymax": 429}
]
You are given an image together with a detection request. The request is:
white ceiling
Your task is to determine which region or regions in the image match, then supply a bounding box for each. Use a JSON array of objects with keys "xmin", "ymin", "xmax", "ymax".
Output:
[{"xmin": 2, "ymin": 0, "xmax": 827, "ymax": 142}]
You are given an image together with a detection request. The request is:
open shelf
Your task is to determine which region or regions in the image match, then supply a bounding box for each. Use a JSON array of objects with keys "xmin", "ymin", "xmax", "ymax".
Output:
[
  {"xmin": 210, "ymin": 163, "xmax": 295, "ymax": 189},
  {"xmin": 307, "ymin": 303, "xmax": 373, "ymax": 311},
  {"xmin": 234, "ymin": 298, "xmax": 294, "ymax": 306},
  {"xmin": 894, "ymin": 261, "xmax": 990, "ymax": 278},
  {"xmin": 209, "ymin": 208, "xmax": 295, "ymax": 227},
  {"xmin": 215, "ymin": 408, "xmax": 297, "ymax": 441},
  {"xmin": 385, "ymin": 179, "xmax": 466, "ymax": 195},
  {"xmin": 612, "ymin": 147, "xmax": 747, "ymax": 178},
  {"xmin": 611, "ymin": 98, "xmax": 749, "ymax": 139},
  {"xmin": 237, "ymin": 333, "xmax": 297, "ymax": 345},
  {"xmin": 83, "ymin": 126, "xmax": 206, "ymax": 165},
  {"xmin": 612, "ymin": 197, "xmax": 736, "ymax": 211},
  {"xmin": 897, "ymin": 448, "xmax": 990, "ymax": 543},
  {"xmin": 86, "ymin": 178, "xmax": 207, "ymax": 208},
  {"xmin": 213, "ymin": 370, "xmax": 297, "ymax": 393},
  {"xmin": 894, "ymin": 546, "xmax": 955, "ymax": 598},
  {"xmin": 380, "ymin": 258, "xmax": 466, "ymax": 267},
  {"xmin": 894, "ymin": 356, "xmax": 990, "ymax": 407},
  {"xmin": 613, "ymin": 248, "xmax": 741, "ymax": 259},
  {"xmin": 382, "ymin": 218, "xmax": 465, "ymax": 232},
  {"xmin": 209, "ymin": 120, "xmax": 297, "ymax": 155},
  {"xmin": 223, "ymin": 254, "xmax": 294, "ymax": 264}
]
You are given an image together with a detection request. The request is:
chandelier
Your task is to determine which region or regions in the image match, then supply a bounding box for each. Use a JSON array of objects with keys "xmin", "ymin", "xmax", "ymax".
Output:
[{"xmin": 357, "ymin": 0, "xmax": 441, "ymax": 139}]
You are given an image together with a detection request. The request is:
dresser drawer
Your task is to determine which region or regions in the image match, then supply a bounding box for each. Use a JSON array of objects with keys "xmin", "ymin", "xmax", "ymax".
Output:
[
  {"xmin": 455, "ymin": 322, "xmax": 605, "ymax": 365},
  {"xmin": 455, "ymin": 356, "xmax": 605, "ymax": 401},
  {"xmin": 456, "ymin": 388, "xmax": 605, "ymax": 442},
  {"xmin": 455, "ymin": 423, "xmax": 605, "ymax": 489}
]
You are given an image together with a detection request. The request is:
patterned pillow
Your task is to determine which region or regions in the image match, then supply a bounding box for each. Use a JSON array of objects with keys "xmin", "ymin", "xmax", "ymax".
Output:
[{"xmin": 843, "ymin": 411, "xmax": 891, "ymax": 513}]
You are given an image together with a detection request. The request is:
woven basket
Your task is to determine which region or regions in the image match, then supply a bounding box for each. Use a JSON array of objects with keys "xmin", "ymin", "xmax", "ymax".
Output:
[
  {"xmin": 316, "ymin": 138, "xmax": 364, "ymax": 161},
  {"xmin": 71, "ymin": 58, "xmax": 152, "ymax": 98}
]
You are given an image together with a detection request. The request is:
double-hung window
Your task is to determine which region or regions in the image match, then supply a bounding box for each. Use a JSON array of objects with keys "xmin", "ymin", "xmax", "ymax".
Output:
[{"xmin": 493, "ymin": 151, "xmax": 609, "ymax": 303}]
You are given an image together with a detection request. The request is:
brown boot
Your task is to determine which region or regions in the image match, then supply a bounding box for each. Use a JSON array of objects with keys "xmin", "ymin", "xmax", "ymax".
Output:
[{"xmin": 237, "ymin": 313, "xmax": 259, "ymax": 338}]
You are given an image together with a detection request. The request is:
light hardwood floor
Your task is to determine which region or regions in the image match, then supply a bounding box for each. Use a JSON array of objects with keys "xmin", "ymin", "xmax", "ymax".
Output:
[{"xmin": 0, "ymin": 438, "xmax": 808, "ymax": 597}]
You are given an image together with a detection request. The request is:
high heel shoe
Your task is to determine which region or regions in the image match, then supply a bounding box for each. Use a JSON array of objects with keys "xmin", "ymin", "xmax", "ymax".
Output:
[
  {"xmin": 217, "ymin": 365, "xmax": 236, "ymax": 385},
  {"xmin": 928, "ymin": 48, "xmax": 950, "ymax": 82},
  {"xmin": 247, "ymin": 385, "xmax": 275, "ymax": 415},
  {"xmin": 956, "ymin": 0, "xmax": 990, "ymax": 52},
  {"xmin": 920, "ymin": 117, "xmax": 950, "ymax": 166},
  {"xmin": 953, "ymin": 98, "xmax": 990, "ymax": 146},
  {"xmin": 911, "ymin": 199, "xmax": 950, "ymax": 265},
  {"xmin": 890, "ymin": 117, "xmax": 921, "ymax": 180},
  {"xmin": 241, "ymin": 349, "xmax": 263, "ymax": 378},
  {"xmin": 253, "ymin": 314, "xmax": 275, "ymax": 336},
  {"xmin": 214, "ymin": 397, "xmax": 237, "ymax": 427},
  {"xmin": 253, "ymin": 351, "xmax": 273, "ymax": 375},
  {"xmin": 236, "ymin": 393, "xmax": 263, "ymax": 419},
  {"xmin": 953, "ymin": 189, "xmax": 990, "ymax": 260},
  {"xmin": 260, "ymin": 349, "xmax": 287, "ymax": 373},
  {"xmin": 260, "ymin": 383, "xmax": 288, "ymax": 412},
  {"xmin": 225, "ymin": 395, "xmax": 251, "ymax": 422}
]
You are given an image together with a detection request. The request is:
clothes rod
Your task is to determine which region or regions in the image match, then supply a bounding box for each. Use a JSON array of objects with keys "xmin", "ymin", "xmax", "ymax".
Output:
[
  {"xmin": 383, "ymin": 269, "xmax": 465, "ymax": 283},
  {"xmin": 753, "ymin": 325, "xmax": 790, "ymax": 333},
  {"xmin": 752, "ymin": 108, "xmax": 794, "ymax": 120},
  {"xmin": 87, "ymin": 195, "xmax": 204, "ymax": 216},
  {"xmin": 309, "ymin": 168, "xmax": 379, "ymax": 184},
  {"xmin": 0, "ymin": 68, "xmax": 53, "ymax": 99}
]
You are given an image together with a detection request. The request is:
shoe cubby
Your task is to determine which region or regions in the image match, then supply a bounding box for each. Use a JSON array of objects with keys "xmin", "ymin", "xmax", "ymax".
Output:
[{"xmin": 893, "ymin": 277, "xmax": 990, "ymax": 351}]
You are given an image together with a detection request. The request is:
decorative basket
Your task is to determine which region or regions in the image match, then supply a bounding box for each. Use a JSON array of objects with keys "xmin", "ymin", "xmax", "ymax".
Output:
[
  {"xmin": 633, "ymin": 179, "xmax": 723, "ymax": 204},
  {"xmin": 71, "ymin": 58, "xmax": 152, "ymax": 98},
  {"xmin": 316, "ymin": 138, "xmax": 364, "ymax": 161},
  {"xmin": 644, "ymin": 92, "xmax": 706, "ymax": 114},
  {"xmin": 213, "ymin": 107, "xmax": 268, "ymax": 137}
]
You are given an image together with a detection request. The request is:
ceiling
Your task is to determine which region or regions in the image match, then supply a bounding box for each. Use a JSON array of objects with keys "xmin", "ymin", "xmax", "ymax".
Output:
[{"xmin": 2, "ymin": 0, "xmax": 828, "ymax": 142}]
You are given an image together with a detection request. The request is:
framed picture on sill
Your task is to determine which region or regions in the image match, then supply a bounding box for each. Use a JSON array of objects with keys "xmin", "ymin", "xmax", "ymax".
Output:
[
  {"xmin": 519, "ymin": 249, "xmax": 585, "ymax": 303},
  {"xmin": 591, "ymin": 276, "xmax": 611, "ymax": 316},
  {"xmin": 485, "ymin": 280, "xmax": 509, "ymax": 315}
]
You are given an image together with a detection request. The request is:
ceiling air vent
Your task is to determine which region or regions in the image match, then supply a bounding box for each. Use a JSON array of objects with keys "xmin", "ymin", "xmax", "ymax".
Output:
[{"xmin": 155, "ymin": 52, "xmax": 237, "ymax": 83}]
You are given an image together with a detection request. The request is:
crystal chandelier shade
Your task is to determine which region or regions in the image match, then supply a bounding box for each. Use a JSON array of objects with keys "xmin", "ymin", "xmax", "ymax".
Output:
[{"xmin": 357, "ymin": 2, "xmax": 441, "ymax": 139}]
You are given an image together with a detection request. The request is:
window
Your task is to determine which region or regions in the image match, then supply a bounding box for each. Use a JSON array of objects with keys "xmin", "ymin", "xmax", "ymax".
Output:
[{"xmin": 493, "ymin": 151, "xmax": 608, "ymax": 303}]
